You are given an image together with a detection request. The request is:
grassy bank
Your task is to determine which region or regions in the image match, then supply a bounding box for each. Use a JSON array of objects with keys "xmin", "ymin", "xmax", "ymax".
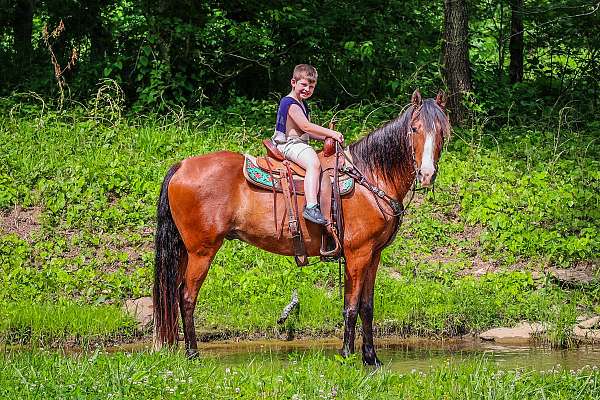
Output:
[
  {"xmin": 0, "ymin": 268, "xmax": 585, "ymax": 346},
  {"xmin": 0, "ymin": 98, "xmax": 598, "ymax": 345},
  {"xmin": 0, "ymin": 302, "xmax": 137, "ymax": 346},
  {"xmin": 1, "ymin": 350, "xmax": 598, "ymax": 399}
]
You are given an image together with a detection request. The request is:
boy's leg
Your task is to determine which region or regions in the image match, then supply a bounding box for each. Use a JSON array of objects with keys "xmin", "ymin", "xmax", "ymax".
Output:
[{"xmin": 281, "ymin": 142, "xmax": 327, "ymax": 225}]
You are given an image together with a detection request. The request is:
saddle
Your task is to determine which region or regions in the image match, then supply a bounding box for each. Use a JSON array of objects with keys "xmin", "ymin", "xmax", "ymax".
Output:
[{"xmin": 243, "ymin": 138, "xmax": 352, "ymax": 265}]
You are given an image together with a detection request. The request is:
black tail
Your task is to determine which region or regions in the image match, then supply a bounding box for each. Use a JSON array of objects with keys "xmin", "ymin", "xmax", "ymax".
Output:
[{"xmin": 153, "ymin": 163, "xmax": 184, "ymax": 347}]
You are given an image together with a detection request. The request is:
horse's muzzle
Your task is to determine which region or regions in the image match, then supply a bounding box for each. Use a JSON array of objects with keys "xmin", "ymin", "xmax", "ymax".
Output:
[{"xmin": 417, "ymin": 170, "xmax": 436, "ymax": 187}]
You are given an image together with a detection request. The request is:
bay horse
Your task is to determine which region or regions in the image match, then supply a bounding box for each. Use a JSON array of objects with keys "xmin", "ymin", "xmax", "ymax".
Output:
[{"xmin": 153, "ymin": 89, "xmax": 450, "ymax": 365}]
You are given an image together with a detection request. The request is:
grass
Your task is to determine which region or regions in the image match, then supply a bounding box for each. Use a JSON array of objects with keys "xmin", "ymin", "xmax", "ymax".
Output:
[
  {"xmin": 0, "ymin": 350, "xmax": 598, "ymax": 399},
  {"xmin": 0, "ymin": 302, "xmax": 138, "ymax": 347},
  {"xmin": 0, "ymin": 97, "xmax": 598, "ymax": 347}
]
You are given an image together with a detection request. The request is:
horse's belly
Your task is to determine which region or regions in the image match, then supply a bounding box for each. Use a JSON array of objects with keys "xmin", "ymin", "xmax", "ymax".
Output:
[{"xmin": 232, "ymin": 225, "xmax": 323, "ymax": 257}]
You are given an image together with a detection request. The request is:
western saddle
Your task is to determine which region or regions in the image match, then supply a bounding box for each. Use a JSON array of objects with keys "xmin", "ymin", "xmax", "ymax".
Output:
[{"xmin": 243, "ymin": 137, "xmax": 348, "ymax": 266}]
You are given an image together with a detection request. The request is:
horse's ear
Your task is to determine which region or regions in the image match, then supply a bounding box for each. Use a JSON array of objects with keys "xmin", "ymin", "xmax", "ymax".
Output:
[
  {"xmin": 411, "ymin": 89, "xmax": 422, "ymax": 108},
  {"xmin": 436, "ymin": 90, "xmax": 447, "ymax": 111}
]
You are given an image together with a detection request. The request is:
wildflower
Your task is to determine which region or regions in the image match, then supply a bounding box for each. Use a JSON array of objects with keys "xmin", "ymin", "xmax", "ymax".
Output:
[
  {"xmin": 331, "ymin": 387, "xmax": 338, "ymax": 397},
  {"xmin": 235, "ymin": 387, "xmax": 240, "ymax": 393},
  {"xmin": 225, "ymin": 367, "xmax": 231, "ymax": 374}
]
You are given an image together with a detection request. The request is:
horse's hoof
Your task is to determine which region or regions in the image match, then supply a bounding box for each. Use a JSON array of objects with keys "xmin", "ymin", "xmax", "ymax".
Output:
[
  {"xmin": 340, "ymin": 348, "xmax": 352, "ymax": 359},
  {"xmin": 363, "ymin": 356, "xmax": 382, "ymax": 368},
  {"xmin": 186, "ymin": 349, "xmax": 199, "ymax": 360}
]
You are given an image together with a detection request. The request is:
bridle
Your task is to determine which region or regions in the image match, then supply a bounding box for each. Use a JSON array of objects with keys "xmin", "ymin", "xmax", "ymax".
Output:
[{"xmin": 340, "ymin": 104, "xmax": 443, "ymax": 220}]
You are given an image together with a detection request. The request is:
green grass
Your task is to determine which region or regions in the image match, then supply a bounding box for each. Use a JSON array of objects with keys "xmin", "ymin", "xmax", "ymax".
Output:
[
  {"xmin": 0, "ymin": 260, "xmax": 581, "ymax": 346},
  {"xmin": 0, "ymin": 302, "xmax": 137, "ymax": 346},
  {"xmin": 0, "ymin": 350, "xmax": 598, "ymax": 399},
  {"xmin": 0, "ymin": 98, "xmax": 598, "ymax": 346}
]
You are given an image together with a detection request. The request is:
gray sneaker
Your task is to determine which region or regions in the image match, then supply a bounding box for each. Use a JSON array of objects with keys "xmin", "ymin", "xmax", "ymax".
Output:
[{"xmin": 303, "ymin": 205, "xmax": 328, "ymax": 225}]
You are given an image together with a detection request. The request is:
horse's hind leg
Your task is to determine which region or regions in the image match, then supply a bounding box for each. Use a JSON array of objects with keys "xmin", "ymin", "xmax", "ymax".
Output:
[{"xmin": 179, "ymin": 246, "xmax": 220, "ymax": 358}]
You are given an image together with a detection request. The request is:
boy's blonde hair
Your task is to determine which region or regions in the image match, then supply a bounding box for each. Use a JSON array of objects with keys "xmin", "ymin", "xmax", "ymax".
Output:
[{"xmin": 293, "ymin": 64, "xmax": 318, "ymax": 83}]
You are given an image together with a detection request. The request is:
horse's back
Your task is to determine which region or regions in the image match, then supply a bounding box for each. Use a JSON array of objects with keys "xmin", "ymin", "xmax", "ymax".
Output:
[
  {"xmin": 167, "ymin": 151, "xmax": 245, "ymax": 251},
  {"xmin": 177, "ymin": 150, "xmax": 243, "ymax": 175}
]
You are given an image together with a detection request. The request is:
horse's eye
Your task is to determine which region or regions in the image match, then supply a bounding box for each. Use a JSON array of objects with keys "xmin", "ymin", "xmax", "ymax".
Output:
[{"xmin": 411, "ymin": 127, "xmax": 417, "ymax": 133}]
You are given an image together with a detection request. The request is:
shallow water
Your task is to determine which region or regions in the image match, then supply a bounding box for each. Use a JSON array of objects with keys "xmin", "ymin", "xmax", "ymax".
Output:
[{"xmin": 117, "ymin": 338, "xmax": 600, "ymax": 372}]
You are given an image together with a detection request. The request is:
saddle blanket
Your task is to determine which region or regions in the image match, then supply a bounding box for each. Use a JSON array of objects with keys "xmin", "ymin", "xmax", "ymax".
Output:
[{"xmin": 243, "ymin": 155, "xmax": 354, "ymax": 196}]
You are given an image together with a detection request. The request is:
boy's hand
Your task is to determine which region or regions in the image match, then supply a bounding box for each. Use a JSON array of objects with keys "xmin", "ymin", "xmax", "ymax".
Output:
[{"xmin": 333, "ymin": 131, "xmax": 344, "ymax": 143}]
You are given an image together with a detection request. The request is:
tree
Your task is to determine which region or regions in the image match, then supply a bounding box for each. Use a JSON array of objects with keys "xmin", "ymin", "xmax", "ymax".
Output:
[
  {"xmin": 13, "ymin": 0, "xmax": 35, "ymax": 66},
  {"xmin": 509, "ymin": 0, "xmax": 524, "ymax": 83},
  {"xmin": 442, "ymin": 0, "xmax": 472, "ymax": 125}
]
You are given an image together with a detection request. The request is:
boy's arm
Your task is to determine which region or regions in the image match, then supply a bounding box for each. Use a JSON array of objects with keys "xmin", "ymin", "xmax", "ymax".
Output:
[{"xmin": 288, "ymin": 105, "xmax": 344, "ymax": 143}]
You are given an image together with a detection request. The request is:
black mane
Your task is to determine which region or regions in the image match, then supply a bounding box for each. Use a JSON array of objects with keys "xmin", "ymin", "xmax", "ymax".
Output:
[{"xmin": 349, "ymin": 99, "xmax": 449, "ymax": 182}]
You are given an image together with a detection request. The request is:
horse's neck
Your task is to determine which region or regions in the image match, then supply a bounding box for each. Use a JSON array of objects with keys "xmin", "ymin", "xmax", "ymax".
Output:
[
  {"xmin": 351, "ymin": 128, "xmax": 415, "ymax": 203},
  {"xmin": 374, "ymin": 162, "xmax": 414, "ymax": 204}
]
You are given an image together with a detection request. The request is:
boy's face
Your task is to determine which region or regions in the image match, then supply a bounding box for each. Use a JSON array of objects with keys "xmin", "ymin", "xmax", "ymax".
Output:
[{"xmin": 291, "ymin": 78, "xmax": 316, "ymax": 100}]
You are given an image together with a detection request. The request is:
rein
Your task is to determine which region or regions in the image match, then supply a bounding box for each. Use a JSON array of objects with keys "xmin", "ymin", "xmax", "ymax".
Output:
[
  {"xmin": 339, "ymin": 126, "xmax": 423, "ymax": 220},
  {"xmin": 340, "ymin": 161, "xmax": 404, "ymax": 217},
  {"xmin": 340, "ymin": 103, "xmax": 439, "ymax": 220}
]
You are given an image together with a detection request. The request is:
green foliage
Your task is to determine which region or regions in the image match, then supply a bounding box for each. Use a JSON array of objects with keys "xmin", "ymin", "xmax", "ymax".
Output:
[
  {"xmin": 1, "ymin": 351, "xmax": 599, "ymax": 399},
  {"xmin": 441, "ymin": 125, "xmax": 600, "ymax": 263},
  {"xmin": 4, "ymin": 0, "xmax": 597, "ymax": 113},
  {"xmin": 0, "ymin": 302, "xmax": 137, "ymax": 347}
]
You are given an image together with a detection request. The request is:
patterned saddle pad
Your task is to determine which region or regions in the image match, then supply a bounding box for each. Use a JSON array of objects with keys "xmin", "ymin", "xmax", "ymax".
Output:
[{"xmin": 243, "ymin": 155, "xmax": 354, "ymax": 196}]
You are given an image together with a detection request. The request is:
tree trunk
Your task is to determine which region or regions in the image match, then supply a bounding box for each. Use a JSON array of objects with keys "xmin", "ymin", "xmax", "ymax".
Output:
[
  {"xmin": 13, "ymin": 0, "xmax": 35, "ymax": 66},
  {"xmin": 497, "ymin": 2, "xmax": 505, "ymax": 77},
  {"xmin": 88, "ymin": 1, "xmax": 111, "ymax": 65},
  {"xmin": 509, "ymin": 0, "xmax": 524, "ymax": 83},
  {"xmin": 443, "ymin": 0, "xmax": 472, "ymax": 126}
]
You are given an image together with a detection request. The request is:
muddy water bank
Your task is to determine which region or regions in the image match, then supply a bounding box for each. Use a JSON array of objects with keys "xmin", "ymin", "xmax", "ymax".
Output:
[{"xmin": 107, "ymin": 337, "xmax": 600, "ymax": 373}]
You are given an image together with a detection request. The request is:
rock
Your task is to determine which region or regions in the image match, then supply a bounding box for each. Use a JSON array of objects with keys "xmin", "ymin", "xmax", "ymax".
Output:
[
  {"xmin": 548, "ymin": 266, "xmax": 597, "ymax": 287},
  {"xmin": 573, "ymin": 326, "xmax": 600, "ymax": 343},
  {"xmin": 578, "ymin": 316, "xmax": 600, "ymax": 329},
  {"xmin": 530, "ymin": 271, "xmax": 544, "ymax": 281},
  {"xmin": 123, "ymin": 297, "xmax": 153, "ymax": 328},
  {"xmin": 480, "ymin": 322, "xmax": 546, "ymax": 343}
]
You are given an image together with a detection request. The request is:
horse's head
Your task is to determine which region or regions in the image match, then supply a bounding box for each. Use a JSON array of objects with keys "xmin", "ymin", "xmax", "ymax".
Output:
[{"xmin": 408, "ymin": 89, "xmax": 450, "ymax": 187}]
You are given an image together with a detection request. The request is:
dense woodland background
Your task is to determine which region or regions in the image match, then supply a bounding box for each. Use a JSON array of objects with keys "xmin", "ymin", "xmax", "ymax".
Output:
[{"xmin": 1, "ymin": 0, "xmax": 599, "ymax": 123}]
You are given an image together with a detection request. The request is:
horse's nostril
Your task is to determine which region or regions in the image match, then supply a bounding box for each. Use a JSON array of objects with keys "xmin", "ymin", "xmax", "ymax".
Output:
[{"xmin": 420, "ymin": 171, "xmax": 434, "ymax": 186}]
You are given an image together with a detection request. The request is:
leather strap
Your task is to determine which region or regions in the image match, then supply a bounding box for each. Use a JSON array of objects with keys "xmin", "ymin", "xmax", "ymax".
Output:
[
  {"xmin": 333, "ymin": 143, "xmax": 345, "ymax": 254},
  {"xmin": 281, "ymin": 162, "xmax": 308, "ymax": 266},
  {"xmin": 319, "ymin": 143, "xmax": 344, "ymax": 259},
  {"xmin": 265, "ymin": 157, "xmax": 278, "ymax": 233}
]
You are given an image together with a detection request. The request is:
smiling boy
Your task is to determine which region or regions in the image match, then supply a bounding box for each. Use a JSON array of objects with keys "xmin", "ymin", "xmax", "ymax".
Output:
[{"xmin": 271, "ymin": 64, "xmax": 344, "ymax": 225}]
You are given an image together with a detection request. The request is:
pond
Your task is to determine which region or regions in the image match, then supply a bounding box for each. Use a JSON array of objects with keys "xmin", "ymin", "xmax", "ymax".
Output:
[{"xmin": 117, "ymin": 337, "xmax": 600, "ymax": 372}]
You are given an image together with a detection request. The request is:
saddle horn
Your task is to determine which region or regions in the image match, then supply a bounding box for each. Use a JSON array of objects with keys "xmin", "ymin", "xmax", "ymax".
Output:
[{"xmin": 323, "ymin": 118, "xmax": 338, "ymax": 157}]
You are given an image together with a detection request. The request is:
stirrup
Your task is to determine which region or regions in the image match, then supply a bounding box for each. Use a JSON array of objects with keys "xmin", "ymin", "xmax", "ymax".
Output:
[{"xmin": 320, "ymin": 223, "xmax": 341, "ymax": 257}]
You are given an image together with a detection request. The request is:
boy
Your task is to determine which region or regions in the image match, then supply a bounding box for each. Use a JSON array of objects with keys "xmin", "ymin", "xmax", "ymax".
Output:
[{"xmin": 272, "ymin": 64, "xmax": 344, "ymax": 226}]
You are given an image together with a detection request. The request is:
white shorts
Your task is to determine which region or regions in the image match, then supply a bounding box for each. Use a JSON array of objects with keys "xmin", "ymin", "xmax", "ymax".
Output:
[{"xmin": 277, "ymin": 140, "xmax": 318, "ymax": 167}]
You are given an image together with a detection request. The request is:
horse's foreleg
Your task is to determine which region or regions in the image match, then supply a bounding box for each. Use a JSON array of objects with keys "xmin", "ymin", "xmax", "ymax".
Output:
[
  {"xmin": 359, "ymin": 252, "xmax": 382, "ymax": 366},
  {"xmin": 179, "ymin": 248, "xmax": 218, "ymax": 358},
  {"xmin": 341, "ymin": 252, "xmax": 370, "ymax": 358}
]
